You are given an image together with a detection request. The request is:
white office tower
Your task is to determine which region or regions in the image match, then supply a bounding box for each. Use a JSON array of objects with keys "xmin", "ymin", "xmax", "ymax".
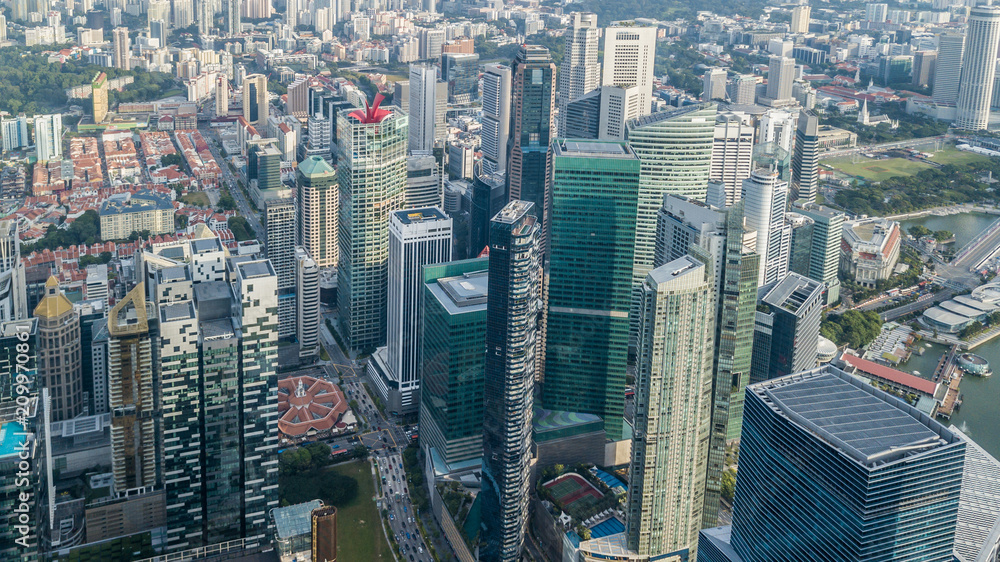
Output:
[
  {"xmin": 742, "ymin": 169, "xmax": 791, "ymax": 286},
  {"xmin": 265, "ymin": 197, "xmax": 297, "ymax": 338},
  {"xmin": 33, "ymin": 114, "xmax": 62, "ymax": 162},
  {"xmin": 406, "ymin": 153, "xmax": 443, "ymax": 208},
  {"xmin": 85, "ymin": 264, "xmax": 109, "ymax": 308},
  {"xmin": 409, "ymin": 63, "xmax": 437, "ymax": 152},
  {"xmin": 758, "ymin": 109, "xmax": 798, "ymax": 153},
  {"xmin": 765, "ymin": 56, "xmax": 795, "ymax": 104},
  {"xmin": 603, "ymin": 22, "xmax": 657, "ymax": 117},
  {"xmin": 216, "ymin": 74, "xmax": 229, "ymax": 115},
  {"xmin": 728, "ymin": 74, "xmax": 757, "ymax": 105},
  {"xmin": 956, "ymin": 6, "xmax": 1000, "ymax": 131},
  {"xmin": 867, "ymin": 3, "xmax": 887, "ymax": 22},
  {"xmin": 710, "ymin": 112, "xmax": 754, "ymax": 207},
  {"xmin": 112, "ymin": 26, "xmax": 130, "ymax": 70},
  {"xmin": 933, "ymin": 34, "xmax": 965, "ymax": 104},
  {"xmin": 790, "ymin": 4, "xmax": 810, "ymax": 33},
  {"xmin": 0, "ymin": 220, "xmax": 26, "ymax": 323},
  {"xmin": 558, "ymin": 12, "xmax": 600, "ymax": 136},
  {"xmin": 307, "ymin": 112, "xmax": 332, "ymax": 152},
  {"xmin": 481, "ymin": 64, "xmax": 511, "ymax": 174},
  {"xmin": 703, "ymin": 68, "xmax": 728, "ymax": 102},
  {"xmin": 371, "ymin": 208, "xmax": 452, "ymax": 414},
  {"xmin": 295, "ymin": 247, "xmax": 320, "ymax": 358},
  {"xmin": 173, "ymin": 0, "xmax": 194, "ymax": 28},
  {"xmin": 435, "ymin": 80, "xmax": 448, "ymax": 144}
]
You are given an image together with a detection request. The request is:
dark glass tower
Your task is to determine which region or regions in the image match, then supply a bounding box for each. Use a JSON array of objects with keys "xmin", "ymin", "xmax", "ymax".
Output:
[{"xmin": 480, "ymin": 201, "xmax": 541, "ymax": 562}]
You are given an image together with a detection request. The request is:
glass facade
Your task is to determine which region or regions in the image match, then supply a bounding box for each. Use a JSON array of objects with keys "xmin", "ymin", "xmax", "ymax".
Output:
[
  {"xmin": 442, "ymin": 53, "xmax": 480, "ymax": 104},
  {"xmin": 542, "ymin": 139, "xmax": 640, "ymax": 442}
]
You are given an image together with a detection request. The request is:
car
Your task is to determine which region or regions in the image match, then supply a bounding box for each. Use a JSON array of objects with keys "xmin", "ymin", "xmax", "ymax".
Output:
[
  {"xmin": 410, "ymin": 556, "xmax": 414, "ymax": 562},
  {"xmin": 406, "ymin": 532, "xmax": 411, "ymax": 540},
  {"xmin": 409, "ymin": 517, "xmax": 413, "ymax": 523},
  {"xmin": 419, "ymin": 547, "xmax": 423, "ymax": 554},
  {"xmin": 390, "ymin": 514, "xmax": 394, "ymax": 520},
  {"xmin": 403, "ymin": 506, "xmax": 407, "ymax": 513}
]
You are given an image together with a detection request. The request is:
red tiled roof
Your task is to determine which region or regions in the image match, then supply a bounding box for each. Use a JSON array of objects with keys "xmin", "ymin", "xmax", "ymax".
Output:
[{"xmin": 840, "ymin": 353, "xmax": 937, "ymax": 395}]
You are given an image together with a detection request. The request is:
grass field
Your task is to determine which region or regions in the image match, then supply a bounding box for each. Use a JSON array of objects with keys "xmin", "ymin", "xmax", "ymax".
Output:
[
  {"xmin": 926, "ymin": 146, "xmax": 993, "ymax": 166},
  {"xmin": 326, "ymin": 460, "xmax": 391, "ymax": 561},
  {"xmin": 180, "ymin": 191, "xmax": 211, "ymax": 207},
  {"xmin": 821, "ymin": 156, "xmax": 934, "ymax": 181}
]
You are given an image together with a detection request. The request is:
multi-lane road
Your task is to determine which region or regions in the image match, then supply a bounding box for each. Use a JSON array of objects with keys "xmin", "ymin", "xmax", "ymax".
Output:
[
  {"xmin": 200, "ymin": 126, "xmax": 265, "ymax": 242},
  {"xmin": 376, "ymin": 451, "xmax": 432, "ymax": 562}
]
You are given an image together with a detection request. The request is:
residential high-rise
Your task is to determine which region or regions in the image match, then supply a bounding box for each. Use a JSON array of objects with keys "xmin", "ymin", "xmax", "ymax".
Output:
[
  {"xmin": 297, "ymin": 155, "xmax": 338, "ymax": 269},
  {"xmin": 480, "ymin": 201, "xmax": 541, "ymax": 562},
  {"xmin": 481, "ymin": 63, "xmax": 511, "ymax": 174},
  {"xmin": 1, "ymin": 114, "xmax": 30, "ymax": 152},
  {"xmin": 226, "ymin": 0, "xmax": 241, "ymax": 35},
  {"xmin": 34, "ymin": 276, "xmax": 82, "ymax": 422},
  {"xmin": 418, "ymin": 257, "xmax": 489, "ymax": 472},
  {"xmin": 173, "ymin": 0, "xmax": 194, "ymax": 27},
  {"xmin": 627, "ymin": 255, "xmax": 714, "ymax": 559},
  {"xmin": 542, "ymin": 140, "xmax": 640, "ymax": 442},
  {"xmin": 557, "ymin": 12, "xmax": 600, "ymax": 136},
  {"xmin": 700, "ymin": 366, "xmax": 966, "ymax": 562},
  {"xmin": 727, "ymin": 74, "xmax": 757, "ymax": 105},
  {"xmin": 196, "ymin": 0, "xmax": 213, "ymax": 35},
  {"xmin": 790, "ymin": 109, "xmax": 820, "ymax": 204},
  {"xmin": 750, "ymin": 272, "xmax": 823, "ymax": 384},
  {"xmin": 742, "ymin": 168, "xmax": 791, "ymax": 286},
  {"xmin": 790, "ymin": 4, "xmax": 810, "ymax": 33},
  {"xmin": 33, "ymin": 113, "xmax": 62, "ymax": 162},
  {"xmin": 113, "ymin": 26, "xmax": 130, "ymax": 69},
  {"xmin": 216, "ymin": 74, "xmax": 230, "ymax": 116},
  {"xmin": 765, "ymin": 56, "xmax": 795, "ymax": 104},
  {"xmin": 286, "ymin": 0, "xmax": 299, "ymax": 27},
  {"xmin": 867, "ymin": 2, "xmax": 888, "ymax": 22},
  {"xmin": 442, "ymin": 52, "xmax": 479, "ymax": 104},
  {"xmin": 295, "ymin": 247, "xmax": 320, "ymax": 358},
  {"xmin": 336, "ymin": 95, "xmax": 408, "ymax": 352},
  {"xmin": 408, "ymin": 63, "xmax": 437, "ymax": 152},
  {"xmin": 956, "ymin": 6, "xmax": 1000, "ymax": 131},
  {"xmin": 703, "ymin": 67, "xmax": 728, "ymax": 102},
  {"xmin": 507, "ymin": 45, "xmax": 555, "ymax": 253},
  {"xmin": 107, "ymin": 284, "xmax": 158, "ymax": 492},
  {"xmin": 795, "ymin": 203, "xmax": 844, "ymax": 304},
  {"xmin": 91, "ymin": 73, "xmax": 108, "ymax": 123},
  {"xmin": 626, "ymin": 103, "xmax": 717, "ymax": 343},
  {"xmin": 710, "ymin": 112, "xmax": 754, "ymax": 207},
  {"xmin": 933, "ymin": 34, "xmax": 965, "ymax": 104},
  {"xmin": 265, "ymin": 197, "xmax": 297, "ymax": 338},
  {"xmin": 242, "ymin": 73, "xmax": 269, "ymax": 128},
  {"xmin": 603, "ymin": 22, "xmax": 657, "ymax": 117},
  {"xmin": 370, "ymin": 208, "xmax": 452, "ymax": 414}
]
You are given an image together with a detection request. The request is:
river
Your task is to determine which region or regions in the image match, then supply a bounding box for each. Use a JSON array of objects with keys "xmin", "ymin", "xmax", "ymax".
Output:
[{"xmin": 899, "ymin": 212, "xmax": 998, "ymax": 248}]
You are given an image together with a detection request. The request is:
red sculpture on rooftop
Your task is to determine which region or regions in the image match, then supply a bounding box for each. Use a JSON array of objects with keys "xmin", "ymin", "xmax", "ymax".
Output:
[{"xmin": 348, "ymin": 92, "xmax": 392, "ymax": 124}]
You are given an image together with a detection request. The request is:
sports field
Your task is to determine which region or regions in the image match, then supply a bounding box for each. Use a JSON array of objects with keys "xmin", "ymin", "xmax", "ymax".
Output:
[
  {"xmin": 544, "ymin": 473, "xmax": 603, "ymax": 513},
  {"xmin": 926, "ymin": 146, "xmax": 993, "ymax": 166},
  {"xmin": 821, "ymin": 156, "xmax": 933, "ymax": 181}
]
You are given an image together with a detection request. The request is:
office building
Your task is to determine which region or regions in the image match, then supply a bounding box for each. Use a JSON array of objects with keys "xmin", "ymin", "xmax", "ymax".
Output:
[
  {"xmin": 542, "ymin": 140, "xmax": 640, "ymax": 442},
  {"xmin": 790, "ymin": 4, "xmax": 810, "ymax": 33},
  {"xmin": 627, "ymin": 255, "xmax": 714, "ymax": 559},
  {"xmin": 710, "ymin": 112, "xmax": 754, "ymax": 207},
  {"xmin": 742, "ymin": 169, "xmax": 791, "ymax": 286},
  {"xmin": 336, "ymin": 96, "xmax": 408, "ymax": 352},
  {"xmin": 0, "ymin": 388, "xmax": 48, "ymax": 561},
  {"xmin": 92, "ymin": 71, "xmax": 108, "ymax": 124},
  {"xmin": 480, "ymin": 201, "xmax": 541, "ymax": 562},
  {"xmin": 419, "ymin": 257, "xmax": 489, "ymax": 473},
  {"xmin": 481, "ymin": 64, "xmax": 511, "ymax": 174},
  {"xmin": 507, "ymin": 45, "xmax": 555, "ymax": 253},
  {"xmin": 765, "ymin": 56, "xmax": 795, "ymax": 104},
  {"xmin": 370, "ymin": 208, "xmax": 452, "ymax": 414},
  {"xmin": 33, "ymin": 113, "xmax": 62, "ymax": 162},
  {"xmin": 406, "ymin": 152, "xmax": 443, "ymax": 208},
  {"xmin": 295, "ymin": 247, "xmax": 320, "ymax": 358},
  {"xmin": 0, "ymin": 219, "xmax": 27, "ymax": 324},
  {"xmin": 297, "ymin": 155, "xmax": 338, "ymax": 269},
  {"xmin": 703, "ymin": 67, "xmax": 728, "ymax": 102},
  {"xmin": 563, "ymin": 85, "xmax": 647, "ymax": 141},
  {"xmin": 603, "ymin": 22, "xmax": 657, "ymax": 116},
  {"xmin": 727, "ymin": 74, "xmax": 757, "ymax": 105},
  {"xmin": 113, "ymin": 26, "xmax": 130, "ymax": 69},
  {"xmin": 216, "ymin": 74, "xmax": 230, "ymax": 116},
  {"xmin": 786, "ymin": 213, "xmax": 814, "ymax": 279},
  {"xmin": 442, "ymin": 53, "xmax": 479, "ymax": 104},
  {"xmin": 700, "ymin": 366, "xmax": 966, "ymax": 562},
  {"xmin": 955, "ymin": 6, "xmax": 1000, "ymax": 130},
  {"xmin": 243, "ymin": 73, "xmax": 269, "ymax": 128},
  {"xmin": 34, "ymin": 277, "xmax": 82, "ymax": 422},
  {"xmin": 108, "ymin": 284, "xmax": 158, "ymax": 492},
  {"xmin": 0, "ymin": 319, "xmax": 36, "ymax": 403},
  {"xmin": 867, "ymin": 2, "xmax": 888, "ymax": 22},
  {"xmin": 264, "ymin": 197, "xmax": 297, "ymax": 338},
  {"xmin": 558, "ymin": 12, "xmax": 600, "ymax": 136},
  {"xmin": 912, "ymin": 50, "xmax": 936, "ymax": 88},
  {"xmin": 840, "ymin": 217, "xmax": 901, "ymax": 288},
  {"xmin": 76, "ymin": 299, "xmax": 106, "ymax": 416},
  {"xmin": 750, "ymin": 272, "xmax": 823, "ymax": 384},
  {"xmin": 790, "ymin": 109, "xmax": 820, "ymax": 204},
  {"xmin": 249, "ymin": 143, "xmax": 283, "ymax": 207},
  {"xmin": 1, "ymin": 114, "xmax": 30, "ymax": 152},
  {"xmin": 933, "ymin": 34, "xmax": 965, "ymax": 104},
  {"xmin": 470, "ymin": 169, "xmax": 506, "ymax": 257},
  {"xmin": 408, "ymin": 63, "xmax": 437, "ymax": 152},
  {"xmin": 794, "ymin": 203, "xmax": 844, "ymax": 304},
  {"xmin": 311, "ymin": 505, "xmax": 338, "ymax": 562}
]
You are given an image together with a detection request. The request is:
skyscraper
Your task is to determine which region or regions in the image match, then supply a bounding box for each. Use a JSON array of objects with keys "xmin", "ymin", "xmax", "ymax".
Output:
[
  {"xmin": 765, "ymin": 56, "xmax": 795, "ymax": 104},
  {"xmin": 295, "ymin": 247, "xmax": 321, "ymax": 358},
  {"xmin": 33, "ymin": 114, "xmax": 62, "ymax": 162},
  {"xmin": 370, "ymin": 208, "xmax": 452, "ymax": 414},
  {"xmin": 603, "ymin": 22, "xmax": 657, "ymax": 117},
  {"xmin": 795, "ymin": 202, "xmax": 844, "ymax": 304},
  {"xmin": 286, "ymin": 0, "xmax": 299, "ymax": 27},
  {"xmin": 867, "ymin": 2, "xmax": 888, "ymax": 22},
  {"xmin": 405, "ymin": 153, "xmax": 443, "ymax": 208},
  {"xmin": 790, "ymin": 4, "xmax": 810, "ymax": 33},
  {"xmin": 1, "ymin": 114, "xmax": 30, "ymax": 152},
  {"xmin": 742, "ymin": 168, "xmax": 791, "ymax": 286},
  {"xmin": 912, "ymin": 50, "xmax": 936, "ymax": 88},
  {"xmin": 242, "ymin": 73, "xmax": 269, "ymax": 128},
  {"xmin": 481, "ymin": 63, "xmax": 511, "ymax": 174},
  {"xmin": 481, "ymin": 201, "xmax": 541, "ymax": 562},
  {"xmin": 702, "ymin": 67, "xmax": 728, "ymax": 102},
  {"xmin": 557, "ymin": 12, "xmax": 600, "ymax": 136},
  {"xmin": 710, "ymin": 112, "xmax": 754, "ymax": 207},
  {"xmin": 933, "ymin": 34, "xmax": 965, "ymax": 104},
  {"xmin": 226, "ymin": 0, "xmax": 241, "ymax": 35},
  {"xmin": 0, "ymin": 220, "xmax": 26, "ymax": 324},
  {"xmin": 112, "ymin": 26, "xmax": 130, "ymax": 69},
  {"xmin": 542, "ymin": 140, "xmax": 640, "ymax": 442},
  {"xmin": 216, "ymin": 74, "xmax": 230, "ymax": 116},
  {"xmin": 507, "ymin": 45, "xmax": 555, "ymax": 253},
  {"xmin": 727, "ymin": 74, "xmax": 757, "ymax": 105},
  {"xmin": 297, "ymin": 155, "xmax": 338, "ymax": 269},
  {"xmin": 34, "ymin": 277, "xmax": 82, "ymax": 422},
  {"xmin": 336, "ymin": 95, "xmax": 408, "ymax": 352},
  {"xmin": 408, "ymin": 63, "xmax": 437, "ymax": 152},
  {"xmin": 108, "ymin": 284, "xmax": 158, "ymax": 492},
  {"xmin": 790, "ymin": 109, "xmax": 819, "ymax": 204},
  {"xmin": 700, "ymin": 366, "xmax": 966, "ymax": 562},
  {"xmin": 750, "ymin": 272, "xmax": 823, "ymax": 384},
  {"xmin": 956, "ymin": 5, "xmax": 1000, "ymax": 131},
  {"xmin": 265, "ymin": 197, "xmax": 297, "ymax": 338},
  {"xmin": 627, "ymin": 255, "xmax": 714, "ymax": 559},
  {"xmin": 442, "ymin": 52, "xmax": 480, "ymax": 104}
]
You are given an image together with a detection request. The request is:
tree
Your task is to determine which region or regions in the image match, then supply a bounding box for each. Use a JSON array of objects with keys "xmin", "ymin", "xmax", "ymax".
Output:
[
  {"xmin": 908, "ymin": 225, "xmax": 932, "ymax": 237},
  {"xmin": 228, "ymin": 216, "xmax": 256, "ymax": 241},
  {"xmin": 721, "ymin": 470, "xmax": 736, "ymax": 502},
  {"xmin": 161, "ymin": 153, "xmax": 183, "ymax": 167},
  {"xmin": 218, "ymin": 192, "xmax": 237, "ymax": 211}
]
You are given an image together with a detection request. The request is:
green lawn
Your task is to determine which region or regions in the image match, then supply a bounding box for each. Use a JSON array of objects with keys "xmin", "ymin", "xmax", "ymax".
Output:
[
  {"xmin": 326, "ymin": 460, "xmax": 391, "ymax": 561},
  {"xmin": 925, "ymin": 146, "xmax": 993, "ymax": 166},
  {"xmin": 821, "ymin": 156, "xmax": 934, "ymax": 181},
  {"xmin": 180, "ymin": 191, "xmax": 211, "ymax": 207}
]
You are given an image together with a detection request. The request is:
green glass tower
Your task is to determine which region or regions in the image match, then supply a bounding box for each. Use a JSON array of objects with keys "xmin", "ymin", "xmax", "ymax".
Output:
[
  {"xmin": 418, "ymin": 257, "xmax": 488, "ymax": 473},
  {"xmin": 541, "ymin": 139, "xmax": 640, "ymax": 441}
]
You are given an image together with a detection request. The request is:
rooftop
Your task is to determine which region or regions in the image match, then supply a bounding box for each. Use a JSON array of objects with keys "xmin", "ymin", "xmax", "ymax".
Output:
[
  {"xmin": 762, "ymin": 272, "xmax": 824, "ymax": 315},
  {"xmin": 298, "ymin": 154, "xmax": 335, "ymax": 177},
  {"xmin": 839, "ymin": 353, "xmax": 938, "ymax": 396},
  {"xmin": 99, "ymin": 189, "xmax": 174, "ymax": 216},
  {"xmin": 533, "ymin": 409, "xmax": 604, "ymax": 434},
  {"xmin": 431, "ymin": 269, "xmax": 489, "ymax": 314},
  {"xmin": 0, "ymin": 421, "xmax": 26, "ymax": 460},
  {"xmin": 272, "ymin": 499, "xmax": 324, "ymax": 540},
  {"xmin": 160, "ymin": 301, "xmax": 195, "ymax": 323},
  {"xmin": 627, "ymin": 102, "xmax": 714, "ymax": 129},
  {"xmin": 393, "ymin": 207, "xmax": 449, "ymax": 225},
  {"xmin": 191, "ymin": 237, "xmax": 224, "ymax": 255},
  {"xmin": 552, "ymin": 140, "xmax": 636, "ymax": 159},
  {"xmin": 238, "ymin": 260, "xmax": 274, "ymax": 280}
]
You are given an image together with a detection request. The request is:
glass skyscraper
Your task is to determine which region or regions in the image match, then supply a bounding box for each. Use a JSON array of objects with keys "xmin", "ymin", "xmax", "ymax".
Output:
[
  {"xmin": 542, "ymin": 139, "xmax": 640, "ymax": 442},
  {"xmin": 481, "ymin": 201, "xmax": 541, "ymax": 562},
  {"xmin": 701, "ymin": 365, "xmax": 967, "ymax": 562}
]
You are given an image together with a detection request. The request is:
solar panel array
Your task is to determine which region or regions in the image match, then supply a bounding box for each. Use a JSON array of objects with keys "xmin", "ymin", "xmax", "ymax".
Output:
[{"xmin": 766, "ymin": 373, "xmax": 940, "ymax": 461}]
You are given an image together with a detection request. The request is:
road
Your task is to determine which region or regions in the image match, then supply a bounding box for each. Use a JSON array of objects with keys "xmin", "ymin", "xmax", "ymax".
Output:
[
  {"xmin": 200, "ymin": 125, "xmax": 264, "ymax": 242},
  {"xmin": 880, "ymin": 290, "xmax": 953, "ymax": 321},
  {"xmin": 376, "ymin": 450, "xmax": 432, "ymax": 562}
]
